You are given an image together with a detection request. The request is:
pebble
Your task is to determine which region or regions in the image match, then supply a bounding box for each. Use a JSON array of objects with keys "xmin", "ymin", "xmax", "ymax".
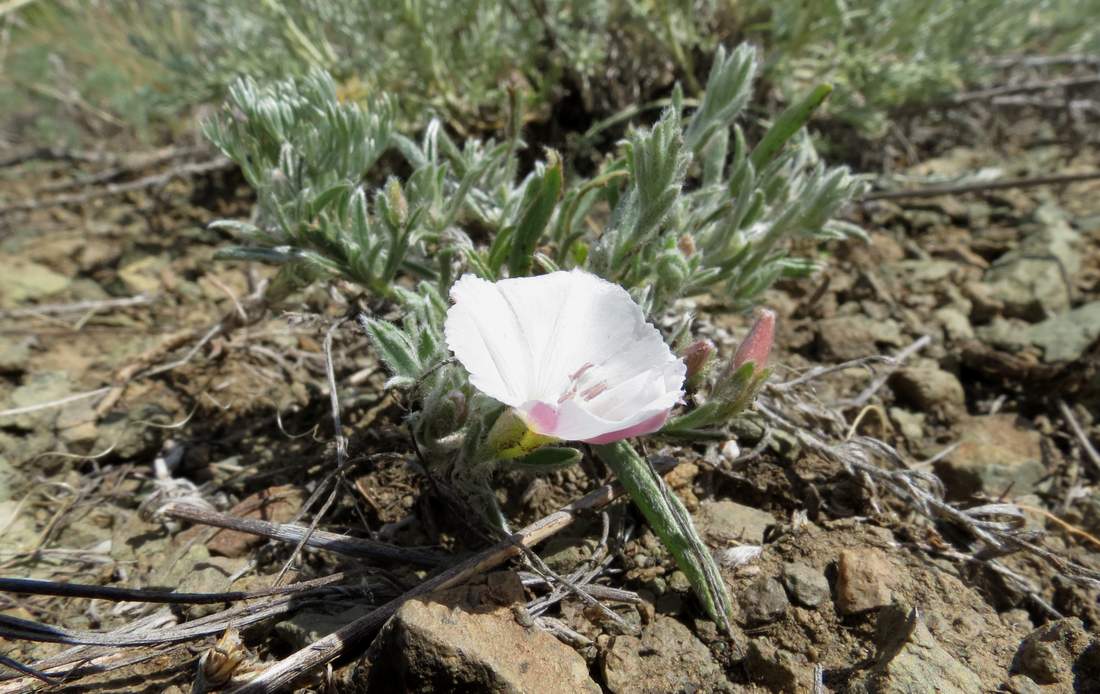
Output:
[
  {"xmin": 739, "ymin": 575, "xmax": 789, "ymax": 624},
  {"xmin": 935, "ymin": 414, "xmax": 1045, "ymax": 499},
  {"xmin": 890, "ymin": 365, "xmax": 966, "ymax": 420},
  {"xmin": 782, "ymin": 562, "xmax": 830, "ymax": 608},
  {"xmin": 835, "ymin": 548, "xmax": 893, "ymax": 615}
]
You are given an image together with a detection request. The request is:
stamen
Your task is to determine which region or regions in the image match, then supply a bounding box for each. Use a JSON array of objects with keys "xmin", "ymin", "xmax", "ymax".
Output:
[
  {"xmin": 568, "ymin": 362, "xmax": 595, "ymax": 381},
  {"xmin": 559, "ymin": 362, "xmax": 597, "ymax": 403},
  {"xmin": 580, "ymin": 382, "xmax": 608, "ymax": 400},
  {"xmin": 557, "ymin": 386, "xmax": 577, "ymax": 404}
]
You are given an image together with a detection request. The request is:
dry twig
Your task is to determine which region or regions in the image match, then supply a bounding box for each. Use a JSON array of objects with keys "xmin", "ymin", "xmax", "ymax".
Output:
[
  {"xmin": 160, "ymin": 502, "xmax": 445, "ymax": 566},
  {"xmin": 863, "ymin": 170, "xmax": 1100, "ymax": 202}
]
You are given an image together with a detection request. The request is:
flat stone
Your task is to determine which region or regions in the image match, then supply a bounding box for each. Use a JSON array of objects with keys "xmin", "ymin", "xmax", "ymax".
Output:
[
  {"xmin": 370, "ymin": 597, "xmax": 599, "ymax": 693},
  {"xmin": 0, "ymin": 499, "xmax": 39, "ymax": 551},
  {"xmin": 983, "ymin": 206, "xmax": 1080, "ymax": 320},
  {"xmin": 1024, "ymin": 301, "xmax": 1100, "ymax": 363},
  {"xmin": 934, "ymin": 307, "xmax": 975, "ymax": 342},
  {"xmin": 1002, "ymin": 674, "xmax": 1043, "ymax": 694},
  {"xmin": 818, "ymin": 315, "xmax": 905, "ymax": 361},
  {"xmin": 890, "ymin": 366, "xmax": 966, "ymax": 420},
  {"xmin": 888, "ymin": 407, "xmax": 925, "ymax": 446},
  {"xmin": 94, "ymin": 403, "xmax": 170, "ymax": 460},
  {"xmin": 4, "ymin": 371, "xmax": 71, "ymax": 430},
  {"xmin": 602, "ymin": 615, "xmax": 732, "ymax": 693},
  {"xmin": 836, "ymin": 548, "xmax": 894, "ymax": 615},
  {"xmin": 739, "ymin": 576, "xmax": 788, "ymax": 624},
  {"xmin": 0, "ymin": 336, "xmax": 32, "ymax": 373},
  {"xmin": 693, "ymin": 499, "xmax": 775, "ymax": 544},
  {"xmin": 782, "ymin": 562, "xmax": 830, "ymax": 608},
  {"xmin": 884, "ymin": 259, "xmax": 958, "ymax": 285},
  {"xmin": 850, "ymin": 605, "xmax": 983, "ymax": 693},
  {"xmin": 0, "ymin": 257, "xmax": 71, "ymax": 307},
  {"xmin": 935, "ymin": 415, "xmax": 1045, "ymax": 499}
]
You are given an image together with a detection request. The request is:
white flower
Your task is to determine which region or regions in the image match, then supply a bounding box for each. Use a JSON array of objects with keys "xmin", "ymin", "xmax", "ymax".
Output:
[{"xmin": 444, "ymin": 269, "xmax": 685, "ymax": 444}]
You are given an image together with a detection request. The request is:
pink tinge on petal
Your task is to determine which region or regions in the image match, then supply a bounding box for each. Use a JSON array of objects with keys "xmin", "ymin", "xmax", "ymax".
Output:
[
  {"xmin": 582, "ymin": 410, "xmax": 671, "ymax": 445},
  {"xmin": 732, "ymin": 309, "xmax": 776, "ymax": 370},
  {"xmin": 526, "ymin": 401, "xmax": 560, "ymax": 434}
]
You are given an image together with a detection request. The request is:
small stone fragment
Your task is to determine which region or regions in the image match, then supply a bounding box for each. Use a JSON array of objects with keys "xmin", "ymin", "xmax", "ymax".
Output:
[
  {"xmin": 888, "ymin": 407, "xmax": 925, "ymax": 445},
  {"xmin": 890, "ymin": 365, "xmax": 966, "ymax": 420},
  {"xmin": 1011, "ymin": 618, "xmax": 1099, "ymax": 686},
  {"xmin": 4, "ymin": 371, "xmax": 71, "ymax": 430},
  {"xmin": 836, "ymin": 548, "xmax": 893, "ymax": 615},
  {"xmin": 782, "ymin": 562, "xmax": 830, "ymax": 608},
  {"xmin": 602, "ymin": 615, "xmax": 733, "ymax": 693},
  {"xmin": 817, "ymin": 315, "xmax": 905, "ymax": 361},
  {"xmin": 0, "ymin": 336, "xmax": 32, "ymax": 373},
  {"xmin": 936, "ymin": 414, "xmax": 1045, "ymax": 499},
  {"xmin": 739, "ymin": 576, "xmax": 788, "ymax": 624},
  {"xmin": 934, "ymin": 306, "xmax": 975, "ymax": 342},
  {"xmin": 982, "ymin": 207, "xmax": 1080, "ymax": 319},
  {"xmin": 719, "ymin": 439, "xmax": 740, "ymax": 462},
  {"xmin": 693, "ymin": 499, "xmax": 775, "ymax": 544},
  {"xmin": 746, "ymin": 637, "xmax": 813, "ymax": 693},
  {"xmin": 0, "ymin": 257, "xmax": 71, "ymax": 307},
  {"xmin": 1001, "ymin": 674, "xmax": 1043, "ymax": 694},
  {"xmin": 1024, "ymin": 301, "xmax": 1100, "ymax": 363},
  {"xmin": 177, "ymin": 555, "xmax": 250, "ymax": 618}
]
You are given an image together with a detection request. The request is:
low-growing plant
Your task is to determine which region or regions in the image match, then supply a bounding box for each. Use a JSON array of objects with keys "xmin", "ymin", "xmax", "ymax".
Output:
[
  {"xmin": 742, "ymin": 0, "xmax": 1100, "ymax": 136},
  {"xmin": 204, "ymin": 44, "xmax": 865, "ymax": 630},
  {"xmin": 7, "ymin": 0, "xmax": 1096, "ymax": 145}
]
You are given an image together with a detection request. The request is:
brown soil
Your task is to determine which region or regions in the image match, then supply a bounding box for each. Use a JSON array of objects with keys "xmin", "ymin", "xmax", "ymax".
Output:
[{"xmin": 1, "ymin": 123, "xmax": 1099, "ymax": 694}]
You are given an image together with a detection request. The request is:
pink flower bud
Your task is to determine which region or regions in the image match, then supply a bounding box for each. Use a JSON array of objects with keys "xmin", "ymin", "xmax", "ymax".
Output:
[
  {"xmin": 732, "ymin": 309, "xmax": 776, "ymax": 370},
  {"xmin": 680, "ymin": 338, "xmax": 716, "ymax": 388}
]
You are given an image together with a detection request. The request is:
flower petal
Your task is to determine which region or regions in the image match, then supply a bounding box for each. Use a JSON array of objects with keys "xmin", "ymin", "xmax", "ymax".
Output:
[
  {"xmin": 443, "ymin": 274, "xmax": 536, "ymax": 406},
  {"xmin": 520, "ymin": 394, "xmax": 674, "ymax": 443},
  {"xmin": 584, "ymin": 411, "xmax": 670, "ymax": 444},
  {"xmin": 446, "ymin": 269, "xmax": 686, "ymax": 443}
]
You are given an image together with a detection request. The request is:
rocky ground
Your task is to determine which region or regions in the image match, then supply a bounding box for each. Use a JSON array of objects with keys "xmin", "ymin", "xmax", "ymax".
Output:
[{"xmin": 1, "ymin": 123, "xmax": 1099, "ymax": 693}]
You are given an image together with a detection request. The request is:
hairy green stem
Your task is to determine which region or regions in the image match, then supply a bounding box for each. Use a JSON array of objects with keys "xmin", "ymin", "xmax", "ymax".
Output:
[{"xmin": 594, "ymin": 441, "xmax": 733, "ymax": 632}]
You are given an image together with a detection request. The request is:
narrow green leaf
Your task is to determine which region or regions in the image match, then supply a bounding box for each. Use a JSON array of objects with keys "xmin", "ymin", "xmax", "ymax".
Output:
[
  {"xmin": 508, "ymin": 150, "xmax": 563, "ymax": 276},
  {"xmin": 487, "ymin": 226, "xmax": 516, "ymax": 275},
  {"xmin": 749, "ymin": 84, "xmax": 832, "ymax": 171},
  {"xmin": 308, "ymin": 183, "xmax": 350, "ymax": 218}
]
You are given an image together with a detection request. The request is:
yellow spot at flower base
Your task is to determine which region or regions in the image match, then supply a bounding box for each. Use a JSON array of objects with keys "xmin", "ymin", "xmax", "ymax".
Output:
[{"xmin": 485, "ymin": 408, "xmax": 560, "ymax": 460}]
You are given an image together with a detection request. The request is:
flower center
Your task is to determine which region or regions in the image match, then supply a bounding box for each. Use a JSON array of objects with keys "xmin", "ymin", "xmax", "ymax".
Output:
[{"xmin": 557, "ymin": 362, "xmax": 607, "ymax": 404}]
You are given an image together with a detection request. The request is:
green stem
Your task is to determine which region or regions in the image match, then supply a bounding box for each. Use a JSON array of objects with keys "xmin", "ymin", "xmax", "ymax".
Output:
[{"xmin": 594, "ymin": 441, "xmax": 733, "ymax": 633}]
